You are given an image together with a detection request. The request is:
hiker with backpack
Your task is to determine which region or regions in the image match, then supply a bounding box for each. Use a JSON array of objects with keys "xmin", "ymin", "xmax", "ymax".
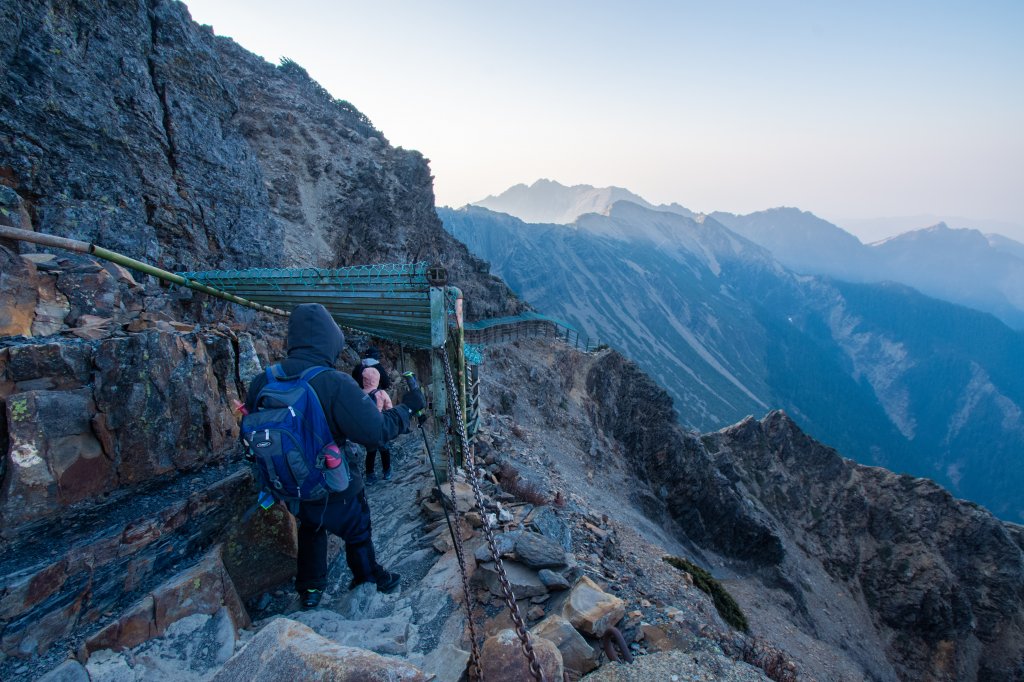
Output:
[
  {"xmin": 241, "ymin": 303, "xmax": 426, "ymax": 608},
  {"xmin": 361, "ymin": 366, "xmax": 393, "ymax": 483}
]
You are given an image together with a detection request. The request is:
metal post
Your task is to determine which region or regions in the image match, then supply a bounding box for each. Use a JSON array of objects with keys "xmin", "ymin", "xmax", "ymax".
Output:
[
  {"xmin": 449, "ymin": 287, "xmax": 468, "ymax": 468},
  {"xmin": 429, "ymin": 286, "xmax": 449, "ymax": 480}
]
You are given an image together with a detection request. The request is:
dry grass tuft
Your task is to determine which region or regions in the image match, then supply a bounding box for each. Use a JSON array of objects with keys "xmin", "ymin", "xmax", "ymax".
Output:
[{"xmin": 498, "ymin": 462, "xmax": 549, "ymax": 506}]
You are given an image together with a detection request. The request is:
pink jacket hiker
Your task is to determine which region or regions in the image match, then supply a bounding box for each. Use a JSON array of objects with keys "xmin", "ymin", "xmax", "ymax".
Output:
[{"xmin": 362, "ymin": 367, "xmax": 393, "ymax": 412}]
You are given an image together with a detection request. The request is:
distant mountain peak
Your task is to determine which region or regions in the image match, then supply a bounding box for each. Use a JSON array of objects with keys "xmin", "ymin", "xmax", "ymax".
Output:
[
  {"xmin": 605, "ymin": 198, "xmax": 653, "ymax": 218},
  {"xmin": 531, "ymin": 178, "xmax": 577, "ymax": 190},
  {"xmin": 472, "ymin": 179, "xmax": 695, "ymax": 225},
  {"xmin": 763, "ymin": 206, "xmax": 806, "ymax": 215}
]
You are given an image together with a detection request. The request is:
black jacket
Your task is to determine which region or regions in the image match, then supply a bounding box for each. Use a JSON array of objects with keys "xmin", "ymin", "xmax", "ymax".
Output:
[
  {"xmin": 351, "ymin": 357, "xmax": 392, "ymax": 390},
  {"xmin": 245, "ymin": 304, "xmax": 412, "ymax": 497}
]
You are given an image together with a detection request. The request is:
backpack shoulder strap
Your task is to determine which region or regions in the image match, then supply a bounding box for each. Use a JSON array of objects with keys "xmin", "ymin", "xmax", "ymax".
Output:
[
  {"xmin": 297, "ymin": 366, "xmax": 335, "ymax": 437},
  {"xmin": 299, "ymin": 366, "xmax": 331, "ymax": 383},
  {"xmin": 266, "ymin": 364, "xmax": 286, "ymax": 382},
  {"xmin": 264, "ymin": 364, "xmax": 329, "ymax": 384}
]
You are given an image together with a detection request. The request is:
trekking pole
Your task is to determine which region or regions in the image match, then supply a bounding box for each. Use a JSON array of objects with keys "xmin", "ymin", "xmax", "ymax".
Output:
[
  {"xmin": 403, "ymin": 372, "xmax": 458, "ymax": 545},
  {"xmin": 239, "ymin": 491, "xmax": 277, "ymax": 524}
]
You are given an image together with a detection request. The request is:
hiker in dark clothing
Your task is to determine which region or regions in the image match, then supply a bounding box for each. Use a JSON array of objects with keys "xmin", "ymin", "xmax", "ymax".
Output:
[
  {"xmin": 351, "ymin": 345, "xmax": 393, "ymax": 391},
  {"xmin": 244, "ymin": 304, "xmax": 426, "ymax": 608},
  {"xmin": 352, "ymin": 347, "xmax": 396, "ymax": 483},
  {"xmin": 362, "ymin": 366, "xmax": 394, "ymax": 483}
]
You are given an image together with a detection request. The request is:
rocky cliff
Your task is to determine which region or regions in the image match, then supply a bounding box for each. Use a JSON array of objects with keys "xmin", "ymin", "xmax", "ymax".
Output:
[
  {"xmin": 0, "ymin": 0, "xmax": 518, "ymax": 678},
  {"xmin": 3, "ymin": 2, "xmax": 1023, "ymax": 681},
  {"xmin": 0, "ymin": 0, "xmax": 519, "ymax": 319},
  {"xmin": 584, "ymin": 350, "xmax": 1024, "ymax": 681}
]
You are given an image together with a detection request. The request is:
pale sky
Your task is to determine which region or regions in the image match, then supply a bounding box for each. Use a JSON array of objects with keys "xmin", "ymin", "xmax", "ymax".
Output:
[{"xmin": 183, "ymin": 0, "xmax": 1024, "ymax": 239}]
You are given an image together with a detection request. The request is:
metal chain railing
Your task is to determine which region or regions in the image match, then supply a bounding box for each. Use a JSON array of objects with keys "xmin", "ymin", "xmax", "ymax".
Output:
[
  {"xmin": 439, "ymin": 345, "xmax": 547, "ymax": 682},
  {"xmin": 414, "ymin": 413, "xmax": 483, "ymax": 679},
  {"xmin": 443, "ymin": 433, "xmax": 484, "ymax": 681}
]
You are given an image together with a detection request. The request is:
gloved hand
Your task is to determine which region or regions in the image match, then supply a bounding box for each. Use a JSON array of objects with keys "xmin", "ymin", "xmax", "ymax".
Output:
[{"xmin": 401, "ymin": 386, "xmax": 426, "ymax": 414}]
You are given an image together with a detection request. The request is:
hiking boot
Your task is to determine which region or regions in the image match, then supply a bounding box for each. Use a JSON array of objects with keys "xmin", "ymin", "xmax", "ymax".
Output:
[
  {"xmin": 375, "ymin": 570, "xmax": 401, "ymax": 594},
  {"xmin": 365, "ymin": 473, "xmax": 378, "ymax": 484},
  {"xmin": 382, "ymin": 470, "xmax": 392, "ymax": 481},
  {"xmin": 301, "ymin": 589, "xmax": 323, "ymax": 609}
]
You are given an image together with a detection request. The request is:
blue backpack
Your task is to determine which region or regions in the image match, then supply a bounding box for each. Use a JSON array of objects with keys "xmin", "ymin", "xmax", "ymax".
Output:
[{"xmin": 240, "ymin": 365, "xmax": 350, "ymax": 503}]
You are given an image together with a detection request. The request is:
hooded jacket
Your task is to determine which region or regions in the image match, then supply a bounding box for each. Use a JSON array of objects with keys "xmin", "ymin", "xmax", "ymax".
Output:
[
  {"xmin": 361, "ymin": 367, "xmax": 394, "ymax": 412},
  {"xmin": 244, "ymin": 304, "xmax": 412, "ymax": 497}
]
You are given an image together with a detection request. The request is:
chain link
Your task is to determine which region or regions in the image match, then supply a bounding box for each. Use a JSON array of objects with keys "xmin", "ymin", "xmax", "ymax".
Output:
[
  {"xmin": 439, "ymin": 346, "xmax": 547, "ymax": 682},
  {"xmin": 443, "ymin": 430, "xmax": 484, "ymax": 680}
]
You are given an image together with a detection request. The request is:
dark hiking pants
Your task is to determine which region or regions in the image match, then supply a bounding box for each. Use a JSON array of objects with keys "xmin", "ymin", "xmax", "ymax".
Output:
[
  {"xmin": 295, "ymin": 489, "xmax": 383, "ymax": 594},
  {"xmin": 365, "ymin": 446, "xmax": 391, "ymax": 476}
]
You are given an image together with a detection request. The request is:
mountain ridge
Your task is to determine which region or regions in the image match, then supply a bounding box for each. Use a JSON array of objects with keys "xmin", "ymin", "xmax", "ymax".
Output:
[
  {"xmin": 582, "ymin": 345, "xmax": 1024, "ymax": 681},
  {"xmin": 441, "ymin": 202, "xmax": 1024, "ymax": 523},
  {"xmin": 471, "ymin": 180, "xmax": 1024, "ymax": 329},
  {"xmin": 474, "ymin": 178, "xmax": 696, "ymax": 225}
]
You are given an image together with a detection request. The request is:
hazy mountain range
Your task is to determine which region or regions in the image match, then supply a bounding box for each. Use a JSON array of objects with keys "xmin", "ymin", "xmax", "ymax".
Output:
[
  {"xmin": 475, "ymin": 178, "xmax": 696, "ymax": 225},
  {"xmin": 439, "ymin": 184, "xmax": 1024, "ymax": 522},
  {"xmin": 472, "ymin": 180, "xmax": 1024, "ymax": 330},
  {"xmin": 712, "ymin": 210, "xmax": 1024, "ymax": 330},
  {"xmin": 837, "ymin": 214, "xmax": 1024, "ymax": 244}
]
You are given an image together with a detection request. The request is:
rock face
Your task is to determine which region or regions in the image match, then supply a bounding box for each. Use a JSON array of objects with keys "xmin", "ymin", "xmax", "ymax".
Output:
[
  {"xmin": 0, "ymin": 465, "xmax": 256, "ymax": 662},
  {"xmin": 0, "ymin": 0, "xmax": 521, "ymax": 319},
  {"xmin": 211, "ymin": 617, "xmax": 430, "ymax": 682},
  {"xmin": 531, "ymin": 614, "xmax": 598, "ymax": 676},
  {"xmin": 1, "ymin": 0, "xmax": 276, "ymax": 270},
  {"xmin": 561, "ymin": 575, "xmax": 626, "ymax": 637},
  {"xmin": 81, "ymin": 544, "xmax": 249, "ymax": 656},
  {"xmin": 1, "ymin": 328, "xmax": 243, "ymax": 532},
  {"xmin": 479, "ymin": 628, "xmax": 563, "ymax": 682},
  {"xmin": 585, "ymin": 349, "xmax": 1024, "ymax": 681},
  {"xmin": 706, "ymin": 413, "xmax": 1024, "ymax": 682},
  {"xmin": 0, "ymin": 319, "xmax": 296, "ymax": 674}
]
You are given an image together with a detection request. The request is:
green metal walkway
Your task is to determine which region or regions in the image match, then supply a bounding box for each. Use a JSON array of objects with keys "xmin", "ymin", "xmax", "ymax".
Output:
[
  {"xmin": 464, "ymin": 311, "xmax": 600, "ymax": 352},
  {"xmin": 177, "ymin": 264, "xmax": 600, "ymax": 354},
  {"xmin": 179, "ymin": 263, "xmax": 441, "ymax": 349}
]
